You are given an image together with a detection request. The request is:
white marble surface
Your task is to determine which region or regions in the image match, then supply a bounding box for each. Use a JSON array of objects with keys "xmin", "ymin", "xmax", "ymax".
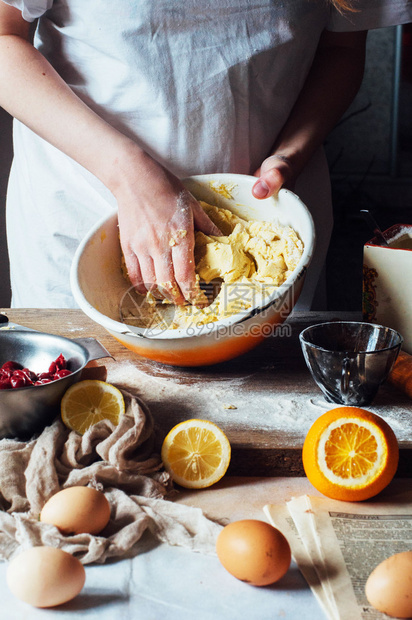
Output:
[{"xmin": 0, "ymin": 477, "xmax": 326, "ymax": 620}]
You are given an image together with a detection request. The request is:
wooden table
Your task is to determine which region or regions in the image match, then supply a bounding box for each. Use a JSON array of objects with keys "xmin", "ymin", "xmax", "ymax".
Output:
[{"xmin": 2, "ymin": 308, "xmax": 412, "ymax": 477}]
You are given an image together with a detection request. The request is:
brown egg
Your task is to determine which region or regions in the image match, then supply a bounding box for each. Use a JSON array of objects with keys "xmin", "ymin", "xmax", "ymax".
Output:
[
  {"xmin": 216, "ymin": 519, "xmax": 291, "ymax": 586},
  {"xmin": 6, "ymin": 546, "xmax": 85, "ymax": 608},
  {"xmin": 40, "ymin": 486, "xmax": 111, "ymax": 535},
  {"xmin": 365, "ymin": 551, "xmax": 412, "ymax": 618}
]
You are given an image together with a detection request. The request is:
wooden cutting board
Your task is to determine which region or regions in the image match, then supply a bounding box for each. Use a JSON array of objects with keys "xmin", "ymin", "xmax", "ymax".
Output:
[{"xmin": 2, "ymin": 308, "xmax": 412, "ymax": 476}]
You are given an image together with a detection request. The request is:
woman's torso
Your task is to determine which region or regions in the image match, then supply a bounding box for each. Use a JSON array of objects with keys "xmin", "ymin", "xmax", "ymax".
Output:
[
  {"xmin": 35, "ymin": 0, "xmax": 330, "ymax": 174},
  {"xmin": 8, "ymin": 0, "xmax": 332, "ymax": 307}
]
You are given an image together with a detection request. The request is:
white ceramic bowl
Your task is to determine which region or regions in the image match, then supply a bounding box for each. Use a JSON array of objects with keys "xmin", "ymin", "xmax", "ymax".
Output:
[{"xmin": 71, "ymin": 173, "xmax": 315, "ymax": 366}]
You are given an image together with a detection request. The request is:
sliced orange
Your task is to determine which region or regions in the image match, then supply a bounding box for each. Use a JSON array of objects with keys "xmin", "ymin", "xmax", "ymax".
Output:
[
  {"xmin": 302, "ymin": 407, "xmax": 399, "ymax": 502},
  {"xmin": 61, "ymin": 380, "xmax": 125, "ymax": 434},
  {"xmin": 161, "ymin": 419, "xmax": 231, "ymax": 489}
]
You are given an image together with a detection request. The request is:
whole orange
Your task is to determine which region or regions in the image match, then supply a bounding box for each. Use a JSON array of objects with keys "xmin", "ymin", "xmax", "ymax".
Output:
[{"xmin": 302, "ymin": 407, "xmax": 399, "ymax": 502}]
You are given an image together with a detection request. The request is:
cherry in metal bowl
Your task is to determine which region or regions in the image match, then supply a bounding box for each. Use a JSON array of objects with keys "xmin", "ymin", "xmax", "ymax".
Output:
[
  {"xmin": 0, "ymin": 354, "xmax": 72, "ymax": 389},
  {"xmin": 0, "ymin": 329, "xmax": 110, "ymax": 440}
]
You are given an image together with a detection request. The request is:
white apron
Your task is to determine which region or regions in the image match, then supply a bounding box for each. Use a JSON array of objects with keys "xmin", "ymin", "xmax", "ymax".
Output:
[{"xmin": 3, "ymin": 0, "xmax": 411, "ymax": 308}]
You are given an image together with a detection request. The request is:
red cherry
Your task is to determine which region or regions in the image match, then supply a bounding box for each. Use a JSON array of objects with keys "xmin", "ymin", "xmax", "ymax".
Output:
[
  {"xmin": 10, "ymin": 375, "xmax": 27, "ymax": 388},
  {"xmin": 54, "ymin": 354, "xmax": 67, "ymax": 371},
  {"xmin": 37, "ymin": 372, "xmax": 53, "ymax": 381},
  {"xmin": 1, "ymin": 361, "xmax": 23, "ymax": 373},
  {"xmin": 34, "ymin": 378, "xmax": 53, "ymax": 385},
  {"xmin": 21, "ymin": 368, "xmax": 38, "ymax": 384},
  {"xmin": 53, "ymin": 369, "xmax": 72, "ymax": 380}
]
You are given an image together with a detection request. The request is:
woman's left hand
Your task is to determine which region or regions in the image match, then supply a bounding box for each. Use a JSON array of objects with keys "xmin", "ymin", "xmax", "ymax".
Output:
[
  {"xmin": 252, "ymin": 154, "xmax": 295, "ymax": 199},
  {"xmin": 252, "ymin": 30, "xmax": 368, "ymax": 202}
]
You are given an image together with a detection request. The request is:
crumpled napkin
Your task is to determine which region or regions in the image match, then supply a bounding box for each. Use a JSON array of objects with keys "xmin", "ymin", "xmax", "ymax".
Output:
[{"xmin": 0, "ymin": 386, "xmax": 222, "ymax": 564}]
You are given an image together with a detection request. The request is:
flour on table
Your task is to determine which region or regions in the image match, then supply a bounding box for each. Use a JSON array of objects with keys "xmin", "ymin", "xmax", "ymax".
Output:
[
  {"xmin": 106, "ymin": 361, "xmax": 412, "ymax": 445},
  {"xmin": 107, "ymin": 362, "xmax": 328, "ymax": 437}
]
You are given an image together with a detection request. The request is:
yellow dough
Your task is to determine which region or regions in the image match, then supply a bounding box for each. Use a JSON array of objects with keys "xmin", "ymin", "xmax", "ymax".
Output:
[{"xmin": 122, "ymin": 202, "xmax": 303, "ymax": 330}]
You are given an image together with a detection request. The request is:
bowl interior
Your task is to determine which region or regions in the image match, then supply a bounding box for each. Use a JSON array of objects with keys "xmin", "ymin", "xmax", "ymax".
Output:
[
  {"xmin": 71, "ymin": 173, "xmax": 315, "ymax": 339},
  {"xmin": 300, "ymin": 321, "xmax": 403, "ymax": 354},
  {"xmin": 0, "ymin": 331, "xmax": 88, "ymax": 379}
]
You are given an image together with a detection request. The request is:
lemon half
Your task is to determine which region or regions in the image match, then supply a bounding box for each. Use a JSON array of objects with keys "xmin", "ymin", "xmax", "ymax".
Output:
[
  {"xmin": 61, "ymin": 380, "xmax": 125, "ymax": 434},
  {"xmin": 161, "ymin": 419, "xmax": 231, "ymax": 489}
]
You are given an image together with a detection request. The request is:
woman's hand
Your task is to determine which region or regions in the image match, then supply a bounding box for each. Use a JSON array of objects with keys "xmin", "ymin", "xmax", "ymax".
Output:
[
  {"xmin": 252, "ymin": 154, "xmax": 295, "ymax": 199},
  {"xmin": 0, "ymin": 5, "xmax": 219, "ymax": 308},
  {"xmin": 252, "ymin": 30, "xmax": 367, "ymax": 202},
  {"xmin": 114, "ymin": 148, "xmax": 221, "ymax": 306}
]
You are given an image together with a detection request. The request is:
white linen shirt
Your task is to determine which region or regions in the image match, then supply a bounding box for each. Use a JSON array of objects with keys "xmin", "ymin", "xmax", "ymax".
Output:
[{"xmin": 2, "ymin": 0, "xmax": 412, "ymax": 308}]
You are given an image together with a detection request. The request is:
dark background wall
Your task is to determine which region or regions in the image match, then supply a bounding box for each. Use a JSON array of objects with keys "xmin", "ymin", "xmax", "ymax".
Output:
[
  {"xmin": 0, "ymin": 106, "xmax": 12, "ymax": 307},
  {"xmin": 325, "ymin": 24, "xmax": 412, "ymax": 311}
]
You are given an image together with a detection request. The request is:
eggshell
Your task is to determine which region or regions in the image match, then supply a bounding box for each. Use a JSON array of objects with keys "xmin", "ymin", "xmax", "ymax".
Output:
[
  {"xmin": 6, "ymin": 546, "xmax": 85, "ymax": 608},
  {"xmin": 365, "ymin": 551, "xmax": 412, "ymax": 618},
  {"xmin": 216, "ymin": 519, "xmax": 291, "ymax": 586},
  {"xmin": 40, "ymin": 486, "xmax": 111, "ymax": 535}
]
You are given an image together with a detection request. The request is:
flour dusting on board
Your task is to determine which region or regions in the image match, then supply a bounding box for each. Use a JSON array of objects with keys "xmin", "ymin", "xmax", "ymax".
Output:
[
  {"xmin": 106, "ymin": 361, "xmax": 412, "ymax": 444},
  {"xmin": 107, "ymin": 362, "xmax": 328, "ymax": 437}
]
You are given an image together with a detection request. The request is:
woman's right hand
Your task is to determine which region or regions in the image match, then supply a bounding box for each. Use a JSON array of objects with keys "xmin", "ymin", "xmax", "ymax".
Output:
[
  {"xmin": 112, "ymin": 146, "xmax": 221, "ymax": 306},
  {"xmin": 0, "ymin": 3, "xmax": 219, "ymax": 308}
]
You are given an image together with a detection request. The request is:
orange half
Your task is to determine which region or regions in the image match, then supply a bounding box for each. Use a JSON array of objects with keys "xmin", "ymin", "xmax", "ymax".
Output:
[{"xmin": 302, "ymin": 407, "xmax": 399, "ymax": 501}]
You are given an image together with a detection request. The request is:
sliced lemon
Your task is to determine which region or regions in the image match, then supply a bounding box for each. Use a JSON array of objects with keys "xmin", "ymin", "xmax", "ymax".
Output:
[
  {"xmin": 61, "ymin": 380, "xmax": 125, "ymax": 434},
  {"xmin": 161, "ymin": 419, "xmax": 231, "ymax": 489}
]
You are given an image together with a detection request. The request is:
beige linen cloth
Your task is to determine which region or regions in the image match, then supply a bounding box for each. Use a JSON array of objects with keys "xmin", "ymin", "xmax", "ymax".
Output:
[{"xmin": 0, "ymin": 383, "xmax": 222, "ymax": 564}]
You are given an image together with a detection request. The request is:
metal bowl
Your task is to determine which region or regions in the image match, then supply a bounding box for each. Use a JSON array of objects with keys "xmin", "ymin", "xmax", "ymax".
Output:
[{"xmin": 0, "ymin": 329, "xmax": 110, "ymax": 440}]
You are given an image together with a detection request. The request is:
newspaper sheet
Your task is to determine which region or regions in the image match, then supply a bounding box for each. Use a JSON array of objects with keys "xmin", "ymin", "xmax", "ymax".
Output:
[{"xmin": 264, "ymin": 488, "xmax": 412, "ymax": 620}]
